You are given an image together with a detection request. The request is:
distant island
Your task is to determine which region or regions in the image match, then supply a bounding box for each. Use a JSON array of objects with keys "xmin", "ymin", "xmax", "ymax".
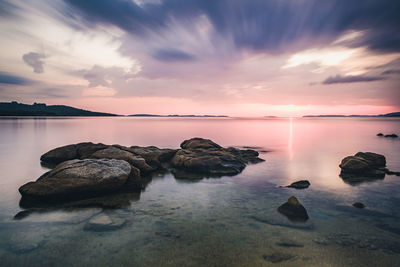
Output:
[
  {"xmin": 303, "ymin": 112, "xmax": 400, "ymax": 118},
  {"xmin": 0, "ymin": 101, "xmax": 117, "ymax": 116},
  {"xmin": 129, "ymin": 114, "xmax": 228, "ymax": 117}
]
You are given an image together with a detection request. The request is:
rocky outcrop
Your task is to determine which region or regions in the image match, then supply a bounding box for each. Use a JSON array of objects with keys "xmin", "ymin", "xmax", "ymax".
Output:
[
  {"xmin": 277, "ymin": 196, "xmax": 309, "ymax": 222},
  {"xmin": 286, "ymin": 180, "xmax": 310, "ymax": 189},
  {"xmin": 171, "ymin": 138, "xmax": 264, "ymax": 177},
  {"xmin": 19, "ymin": 159, "xmax": 132, "ymax": 201},
  {"xmin": 339, "ymin": 152, "xmax": 387, "ymax": 184},
  {"xmin": 19, "ymin": 138, "xmax": 264, "ymax": 209}
]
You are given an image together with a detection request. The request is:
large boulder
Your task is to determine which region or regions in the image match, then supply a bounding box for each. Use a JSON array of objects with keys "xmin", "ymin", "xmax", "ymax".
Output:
[
  {"xmin": 40, "ymin": 142, "xmax": 108, "ymax": 164},
  {"xmin": 19, "ymin": 159, "xmax": 131, "ymax": 201},
  {"xmin": 90, "ymin": 146, "xmax": 153, "ymax": 173},
  {"xmin": 339, "ymin": 152, "xmax": 386, "ymax": 184},
  {"xmin": 171, "ymin": 138, "xmax": 263, "ymax": 177}
]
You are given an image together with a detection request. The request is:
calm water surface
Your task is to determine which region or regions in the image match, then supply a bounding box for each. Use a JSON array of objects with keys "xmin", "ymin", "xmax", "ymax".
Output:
[{"xmin": 0, "ymin": 117, "xmax": 400, "ymax": 266}]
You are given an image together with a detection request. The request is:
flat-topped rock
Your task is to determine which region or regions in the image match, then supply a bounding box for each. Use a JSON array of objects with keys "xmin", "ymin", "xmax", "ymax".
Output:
[{"xmin": 19, "ymin": 159, "xmax": 131, "ymax": 200}]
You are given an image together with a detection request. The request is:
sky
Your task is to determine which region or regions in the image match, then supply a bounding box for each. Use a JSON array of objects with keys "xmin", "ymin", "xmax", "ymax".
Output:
[{"xmin": 0, "ymin": 0, "xmax": 399, "ymax": 117}]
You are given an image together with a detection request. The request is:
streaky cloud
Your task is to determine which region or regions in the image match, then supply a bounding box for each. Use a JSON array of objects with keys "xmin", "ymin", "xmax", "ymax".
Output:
[
  {"xmin": 0, "ymin": 72, "xmax": 32, "ymax": 85},
  {"xmin": 152, "ymin": 49, "xmax": 196, "ymax": 62},
  {"xmin": 63, "ymin": 0, "xmax": 400, "ymax": 54},
  {"xmin": 323, "ymin": 75, "xmax": 385, "ymax": 85}
]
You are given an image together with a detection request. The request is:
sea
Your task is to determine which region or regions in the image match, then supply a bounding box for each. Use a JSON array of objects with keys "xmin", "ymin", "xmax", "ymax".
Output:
[{"xmin": 0, "ymin": 116, "xmax": 399, "ymax": 266}]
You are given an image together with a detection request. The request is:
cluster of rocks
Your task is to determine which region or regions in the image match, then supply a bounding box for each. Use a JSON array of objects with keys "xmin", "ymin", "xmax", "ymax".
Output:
[
  {"xmin": 18, "ymin": 138, "xmax": 264, "ymax": 206},
  {"xmin": 339, "ymin": 152, "xmax": 399, "ymax": 185},
  {"xmin": 377, "ymin": 133, "xmax": 398, "ymax": 138}
]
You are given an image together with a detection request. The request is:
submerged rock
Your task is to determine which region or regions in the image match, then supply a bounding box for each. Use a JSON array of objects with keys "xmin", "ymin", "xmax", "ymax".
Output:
[
  {"xmin": 263, "ymin": 252, "xmax": 294, "ymax": 263},
  {"xmin": 286, "ymin": 180, "xmax": 310, "ymax": 189},
  {"xmin": 84, "ymin": 213, "xmax": 125, "ymax": 231},
  {"xmin": 277, "ymin": 196, "xmax": 309, "ymax": 222},
  {"xmin": 352, "ymin": 202, "xmax": 365, "ymax": 209},
  {"xmin": 9, "ymin": 231, "xmax": 45, "ymax": 253},
  {"xmin": 19, "ymin": 159, "xmax": 131, "ymax": 201}
]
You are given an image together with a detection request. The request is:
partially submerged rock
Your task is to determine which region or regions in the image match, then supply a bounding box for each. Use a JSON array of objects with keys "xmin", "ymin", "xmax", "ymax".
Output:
[
  {"xmin": 339, "ymin": 152, "xmax": 387, "ymax": 184},
  {"xmin": 286, "ymin": 180, "xmax": 310, "ymax": 189},
  {"xmin": 19, "ymin": 159, "xmax": 131, "ymax": 201},
  {"xmin": 353, "ymin": 202, "xmax": 365, "ymax": 209},
  {"xmin": 171, "ymin": 138, "xmax": 264, "ymax": 177},
  {"xmin": 384, "ymin": 134, "xmax": 398, "ymax": 138},
  {"xmin": 277, "ymin": 196, "xmax": 309, "ymax": 222}
]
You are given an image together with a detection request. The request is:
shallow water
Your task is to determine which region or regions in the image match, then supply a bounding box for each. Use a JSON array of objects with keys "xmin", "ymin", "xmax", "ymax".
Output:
[{"xmin": 0, "ymin": 117, "xmax": 400, "ymax": 266}]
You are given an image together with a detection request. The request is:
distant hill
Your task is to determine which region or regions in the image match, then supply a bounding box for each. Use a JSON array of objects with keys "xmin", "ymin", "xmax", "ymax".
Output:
[
  {"xmin": 129, "ymin": 114, "xmax": 228, "ymax": 117},
  {"xmin": 303, "ymin": 112, "xmax": 400, "ymax": 118},
  {"xmin": 0, "ymin": 101, "xmax": 118, "ymax": 116}
]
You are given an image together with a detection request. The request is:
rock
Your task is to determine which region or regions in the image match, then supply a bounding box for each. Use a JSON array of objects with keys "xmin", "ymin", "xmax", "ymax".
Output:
[
  {"xmin": 352, "ymin": 202, "xmax": 365, "ymax": 209},
  {"xmin": 384, "ymin": 134, "xmax": 398, "ymax": 138},
  {"xmin": 287, "ymin": 180, "xmax": 310, "ymax": 189},
  {"xmin": 19, "ymin": 159, "xmax": 131, "ymax": 201},
  {"xmin": 40, "ymin": 144, "xmax": 78, "ymax": 164},
  {"xmin": 354, "ymin": 152, "xmax": 386, "ymax": 168},
  {"xmin": 180, "ymin": 137, "xmax": 222, "ymax": 149},
  {"xmin": 40, "ymin": 142, "xmax": 107, "ymax": 165},
  {"xmin": 377, "ymin": 133, "xmax": 384, "ymax": 136},
  {"xmin": 339, "ymin": 152, "xmax": 387, "ymax": 184},
  {"xmin": 127, "ymin": 146, "xmax": 177, "ymax": 168},
  {"xmin": 278, "ymin": 196, "xmax": 309, "ymax": 222},
  {"xmin": 262, "ymin": 252, "xmax": 294, "ymax": 263},
  {"xmin": 90, "ymin": 146, "xmax": 152, "ymax": 173},
  {"xmin": 84, "ymin": 214, "xmax": 125, "ymax": 231},
  {"xmin": 171, "ymin": 138, "xmax": 263, "ymax": 177}
]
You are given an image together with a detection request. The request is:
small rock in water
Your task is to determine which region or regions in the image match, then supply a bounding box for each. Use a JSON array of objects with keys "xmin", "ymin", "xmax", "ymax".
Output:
[
  {"xmin": 262, "ymin": 252, "xmax": 294, "ymax": 263},
  {"xmin": 287, "ymin": 180, "xmax": 310, "ymax": 189},
  {"xmin": 277, "ymin": 196, "xmax": 309, "ymax": 222},
  {"xmin": 352, "ymin": 202, "xmax": 365, "ymax": 209},
  {"xmin": 377, "ymin": 133, "xmax": 384, "ymax": 137},
  {"xmin": 84, "ymin": 214, "xmax": 126, "ymax": 231},
  {"xmin": 384, "ymin": 134, "xmax": 398, "ymax": 138}
]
